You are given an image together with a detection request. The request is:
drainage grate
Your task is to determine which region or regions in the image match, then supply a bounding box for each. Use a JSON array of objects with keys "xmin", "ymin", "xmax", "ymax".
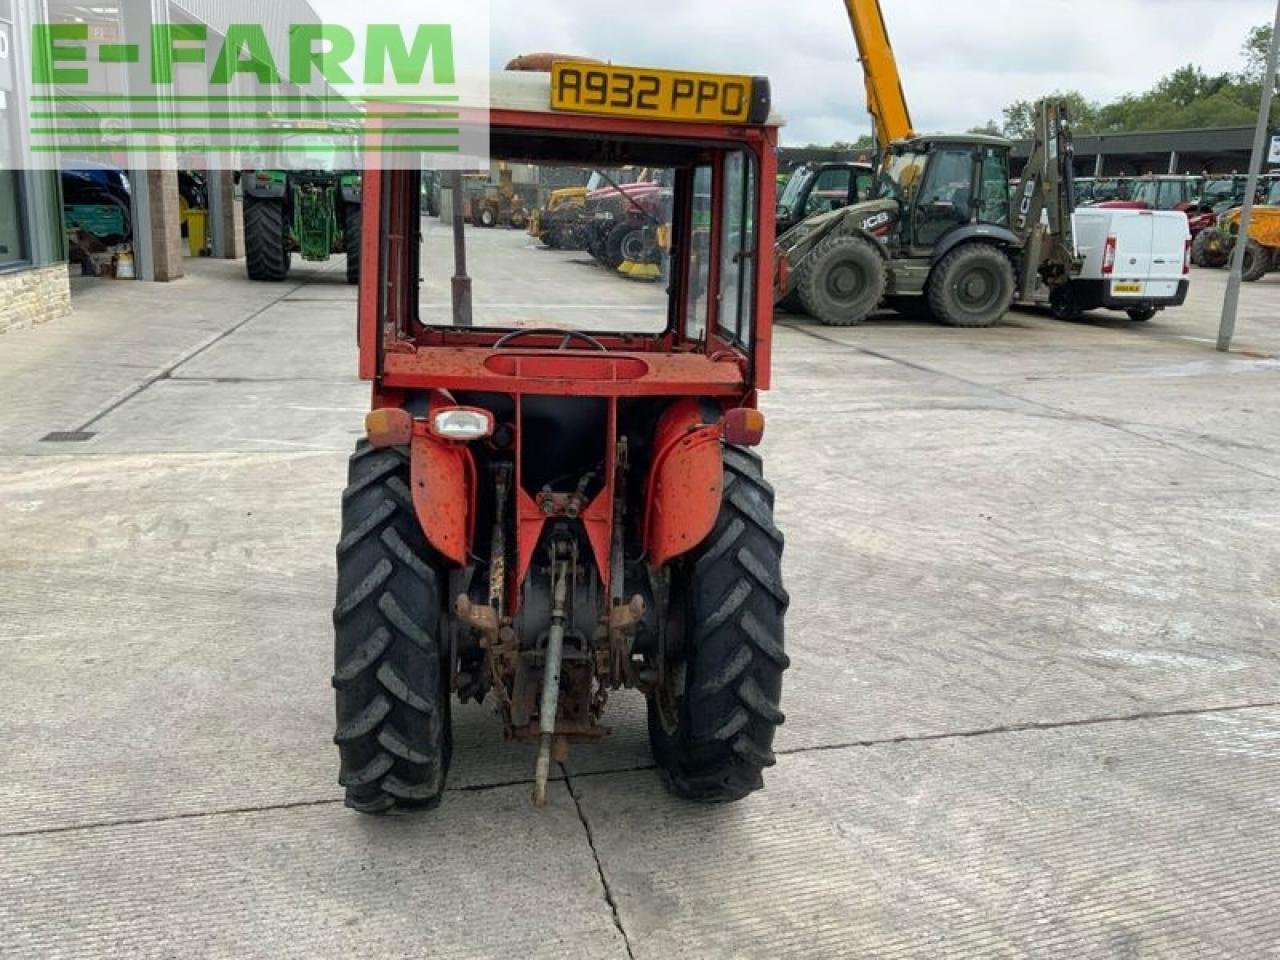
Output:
[{"xmin": 40, "ymin": 431, "xmax": 97, "ymax": 444}]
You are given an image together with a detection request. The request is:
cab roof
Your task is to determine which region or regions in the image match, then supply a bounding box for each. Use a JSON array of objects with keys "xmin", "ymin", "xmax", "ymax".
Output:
[{"xmin": 893, "ymin": 133, "xmax": 1013, "ymax": 151}]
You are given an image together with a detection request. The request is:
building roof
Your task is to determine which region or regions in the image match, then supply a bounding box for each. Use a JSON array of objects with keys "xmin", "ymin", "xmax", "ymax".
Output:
[{"xmin": 1013, "ymin": 125, "xmax": 1257, "ymax": 159}]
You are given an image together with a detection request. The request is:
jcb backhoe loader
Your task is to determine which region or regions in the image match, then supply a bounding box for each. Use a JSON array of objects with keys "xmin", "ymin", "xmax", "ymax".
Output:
[{"xmin": 775, "ymin": 0, "xmax": 1079, "ymax": 328}]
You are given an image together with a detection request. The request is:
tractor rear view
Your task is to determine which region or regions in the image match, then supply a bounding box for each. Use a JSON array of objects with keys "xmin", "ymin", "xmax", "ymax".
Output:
[
  {"xmin": 242, "ymin": 169, "xmax": 362, "ymax": 284},
  {"xmin": 335, "ymin": 64, "xmax": 789, "ymax": 812}
]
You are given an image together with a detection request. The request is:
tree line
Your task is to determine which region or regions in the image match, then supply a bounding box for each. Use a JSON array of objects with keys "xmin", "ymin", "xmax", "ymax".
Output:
[
  {"xmin": 976, "ymin": 24, "xmax": 1277, "ymax": 139},
  {"xmin": 806, "ymin": 23, "xmax": 1277, "ymax": 149}
]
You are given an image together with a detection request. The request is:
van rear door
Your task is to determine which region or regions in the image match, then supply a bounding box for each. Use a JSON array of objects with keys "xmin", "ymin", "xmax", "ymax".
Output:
[
  {"xmin": 1146, "ymin": 213, "xmax": 1189, "ymax": 300},
  {"xmin": 1109, "ymin": 212, "xmax": 1154, "ymax": 298}
]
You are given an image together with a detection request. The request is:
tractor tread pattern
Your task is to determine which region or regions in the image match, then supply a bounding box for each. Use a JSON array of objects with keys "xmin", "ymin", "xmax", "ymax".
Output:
[
  {"xmin": 650, "ymin": 447, "xmax": 789, "ymax": 803},
  {"xmin": 927, "ymin": 243, "xmax": 1016, "ymax": 328},
  {"xmin": 797, "ymin": 233, "xmax": 887, "ymax": 326},
  {"xmin": 345, "ymin": 203, "xmax": 361, "ymax": 285},
  {"xmin": 244, "ymin": 196, "xmax": 290, "ymax": 282},
  {"xmin": 333, "ymin": 441, "xmax": 450, "ymax": 814}
]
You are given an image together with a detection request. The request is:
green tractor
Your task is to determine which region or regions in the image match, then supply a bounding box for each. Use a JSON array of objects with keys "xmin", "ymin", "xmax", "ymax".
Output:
[{"xmin": 241, "ymin": 169, "xmax": 362, "ymax": 284}]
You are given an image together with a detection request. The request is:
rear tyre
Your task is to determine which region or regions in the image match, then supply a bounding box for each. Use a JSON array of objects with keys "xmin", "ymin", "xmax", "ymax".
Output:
[
  {"xmin": 478, "ymin": 205, "xmax": 497, "ymax": 228},
  {"xmin": 776, "ymin": 288, "xmax": 805, "ymax": 314},
  {"xmin": 798, "ymin": 234, "xmax": 886, "ymax": 326},
  {"xmin": 648, "ymin": 447, "xmax": 790, "ymax": 803},
  {"xmin": 1126, "ymin": 307, "xmax": 1157, "ymax": 322},
  {"xmin": 244, "ymin": 195, "xmax": 290, "ymax": 282},
  {"xmin": 605, "ymin": 222, "xmax": 643, "ymax": 269},
  {"xmin": 1241, "ymin": 240, "xmax": 1272, "ymax": 282},
  {"xmin": 1191, "ymin": 230, "xmax": 1228, "ymax": 269},
  {"xmin": 344, "ymin": 204, "xmax": 361, "ymax": 286},
  {"xmin": 333, "ymin": 442, "xmax": 452, "ymax": 815},
  {"xmin": 928, "ymin": 243, "xmax": 1015, "ymax": 328}
]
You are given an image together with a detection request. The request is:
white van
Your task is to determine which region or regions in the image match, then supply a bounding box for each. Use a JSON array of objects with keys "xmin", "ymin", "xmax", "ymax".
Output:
[{"xmin": 1045, "ymin": 209, "xmax": 1191, "ymax": 322}]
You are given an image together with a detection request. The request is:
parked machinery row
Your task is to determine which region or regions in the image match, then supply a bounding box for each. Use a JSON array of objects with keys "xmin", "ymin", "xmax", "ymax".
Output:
[
  {"xmin": 1192, "ymin": 178, "xmax": 1280, "ymax": 281},
  {"xmin": 529, "ymin": 168, "xmax": 675, "ymax": 281}
]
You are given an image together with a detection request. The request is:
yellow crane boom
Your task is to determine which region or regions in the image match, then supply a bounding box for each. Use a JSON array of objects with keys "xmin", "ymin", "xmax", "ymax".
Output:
[{"xmin": 842, "ymin": 0, "xmax": 915, "ymax": 146}]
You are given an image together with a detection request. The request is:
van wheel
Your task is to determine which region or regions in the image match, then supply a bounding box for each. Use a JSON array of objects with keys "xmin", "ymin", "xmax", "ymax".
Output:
[
  {"xmin": 1126, "ymin": 307, "xmax": 1157, "ymax": 323},
  {"xmin": 1049, "ymin": 284, "xmax": 1083, "ymax": 321},
  {"xmin": 928, "ymin": 243, "xmax": 1015, "ymax": 328},
  {"xmin": 1241, "ymin": 240, "xmax": 1272, "ymax": 282}
]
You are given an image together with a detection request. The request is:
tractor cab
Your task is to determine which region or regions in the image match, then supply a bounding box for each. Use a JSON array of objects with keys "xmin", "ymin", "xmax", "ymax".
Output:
[
  {"xmin": 776, "ymin": 161, "xmax": 875, "ymax": 235},
  {"xmin": 338, "ymin": 64, "xmax": 790, "ymax": 813},
  {"xmin": 871, "ymin": 134, "xmax": 1013, "ymax": 253}
]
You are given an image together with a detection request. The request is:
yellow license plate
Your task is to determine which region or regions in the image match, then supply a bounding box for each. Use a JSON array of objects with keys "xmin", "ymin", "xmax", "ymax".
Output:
[
  {"xmin": 1113, "ymin": 282, "xmax": 1143, "ymax": 294},
  {"xmin": 551, "ymin": 62, "xmax": 765, "ymax": 124}
]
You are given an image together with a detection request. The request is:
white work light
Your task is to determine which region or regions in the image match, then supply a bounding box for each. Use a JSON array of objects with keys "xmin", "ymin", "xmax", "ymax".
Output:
[{"xmin": 430, "ymin": 408, "xmax": 495, "ymax": 441}]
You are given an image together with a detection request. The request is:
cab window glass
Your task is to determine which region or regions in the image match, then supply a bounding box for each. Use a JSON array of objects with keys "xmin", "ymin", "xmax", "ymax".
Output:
[
  {"xmin": 979, "ymin": 149, "xmax": 1009, "ymax": 226},
  {"xmin": 684, "ymin": 165, "xmax": 713, "ymax": 341},
  {"xmin": 915, "ymin": 148, "xmax": 974, "ymax": 246},
  {"xmin": 806, "ymin": 168, "xmax": 852, "ymax": 216},
  {"xmin": 717, "ymin": 152, "xmax": 756, "ymax": 347}
]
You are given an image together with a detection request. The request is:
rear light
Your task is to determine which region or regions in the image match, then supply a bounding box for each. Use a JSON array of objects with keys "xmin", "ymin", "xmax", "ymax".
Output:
[
  {"xmin": 430, "ymin": 407, "xmax": 495, "ymax": 441},
  {"xmin": 722, "ymin": 408, "xmax": 766, "ymax": 447},
  {"xmin": 1101, "ymin": 235, "xmax": 1117, "ymax": 276},
  {"xmin": 365, "ymin": 408, "xmax": 413, "ymax": 449},
  {"xmin": 1183, "ymin": 237, "xmax": 1192, "ymax": 275}
]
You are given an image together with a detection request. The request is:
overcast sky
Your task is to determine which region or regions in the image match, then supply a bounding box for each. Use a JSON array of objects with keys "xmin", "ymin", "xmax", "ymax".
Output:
[{"xmin": 488, "ymin": 0, "xmax": 1274, "ymax": 145}]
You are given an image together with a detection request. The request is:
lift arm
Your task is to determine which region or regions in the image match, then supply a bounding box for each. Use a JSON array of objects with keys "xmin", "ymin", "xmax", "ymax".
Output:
[
  {"xmin": 842, "ymin": 0, "xmax": 915, "ymax": 147},
  {"xmin": 1013, "ymin": 100, "xmax": 1079, "ymax": 294}
]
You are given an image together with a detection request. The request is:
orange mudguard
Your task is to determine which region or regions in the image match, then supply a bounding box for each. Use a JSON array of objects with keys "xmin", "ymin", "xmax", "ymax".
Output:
[{"xmin": 645, "ymin": 399, "xmax": 724, "ymax": 570}]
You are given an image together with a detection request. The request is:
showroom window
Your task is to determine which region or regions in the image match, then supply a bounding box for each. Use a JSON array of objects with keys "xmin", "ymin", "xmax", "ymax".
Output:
[{"xmin": 0, "ymin": 0, "xmax": 25, "ymax": 269}]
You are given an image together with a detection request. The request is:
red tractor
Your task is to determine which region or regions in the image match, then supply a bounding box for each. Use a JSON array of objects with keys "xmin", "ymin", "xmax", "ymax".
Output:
[{"xmin": 335, "ymin": 64, "xmax": 789, "ymax": 812}]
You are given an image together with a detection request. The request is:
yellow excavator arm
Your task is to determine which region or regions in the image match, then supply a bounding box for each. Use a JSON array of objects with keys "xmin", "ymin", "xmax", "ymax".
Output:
[{"xmin": 842, "ymin": 0, "xmax": 915, "ymax": 147}]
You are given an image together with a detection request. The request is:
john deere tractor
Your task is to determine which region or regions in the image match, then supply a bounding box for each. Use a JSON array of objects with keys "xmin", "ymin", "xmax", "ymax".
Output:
[{"xmin": 241, "ymin": 169, "xmax": 362, "ymax": 284}]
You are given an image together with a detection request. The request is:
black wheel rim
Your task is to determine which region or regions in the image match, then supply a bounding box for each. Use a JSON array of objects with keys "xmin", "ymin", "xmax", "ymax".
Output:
[
  {"xmin": 621, "ymin": 231, "xmax": 646, "ymax": 262},
  {"xmin": 826, "ymin": 258, "xmax": 867, "ymax": 305},
  {"xmin": 956, "ymin": 264, "xmax": 1001, "ymax": 314}
]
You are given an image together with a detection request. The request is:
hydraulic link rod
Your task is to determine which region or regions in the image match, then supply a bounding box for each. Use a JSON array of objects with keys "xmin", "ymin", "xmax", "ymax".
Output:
[
  {"xmin": 842, "ymin": 0, "xmax": 915, "ymax": 148},
  {"xmin": 533, "ymin": 556, "xmax": 570, "ymax": 807}
]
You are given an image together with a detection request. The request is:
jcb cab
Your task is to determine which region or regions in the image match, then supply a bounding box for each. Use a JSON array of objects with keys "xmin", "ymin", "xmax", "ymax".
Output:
[{"xmin": 335, "ymin": 65, "xmax": 789, "ymax": 812}]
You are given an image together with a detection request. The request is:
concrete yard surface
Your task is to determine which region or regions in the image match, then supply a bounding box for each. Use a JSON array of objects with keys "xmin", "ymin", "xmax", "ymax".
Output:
[{"xmin": 1, "ymin": 228, "xmax": 1279, "ymax": 959}]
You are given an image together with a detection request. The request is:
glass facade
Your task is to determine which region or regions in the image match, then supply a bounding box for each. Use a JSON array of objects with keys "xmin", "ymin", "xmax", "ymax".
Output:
[{"xmin": 1, "ymin": 0, "xmax": 29, "ymax": 269}]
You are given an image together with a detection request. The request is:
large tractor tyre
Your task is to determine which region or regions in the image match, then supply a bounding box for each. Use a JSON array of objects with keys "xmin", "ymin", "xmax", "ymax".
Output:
[
  {"xmin": 587, "ymin": 223, "xmax": 610, "ymax": 263},
  {"xmin": 244, "ymin": 196, "xmax": 290, "ymax": 282},
  {"xmin": 604, "ymin": 222, "xmax": 643, "ymax": 270},
  {"xmin": 776, "ymin": 289, "xmax": 805, "ymax": 314},
  {"xmin": 1191, "ymin": 230, "xmax": 1229, "ymax": 269},
  {"xmin": 648, "ymin": 447, "xmax": 790, "ymax": 803},
  {"xmin": 333, "ymin": 442, "xmax": 452, "ymax": 814},
  {"xmin": 798, "ymin": 234, "xmax": 887, "ymax": 326},
  {"xmin": 928, "ymin": 243, "xmax": 1016, "ymax": 328},
  {"xmin": 1241, "ymin": 240, "xmax": 1272, "ymax": 283},
  {"xmin": 477, "ymin": 205, "xmax": 498, "ymax": 229},
  {"xmin": 344, "ymin": 204, "xmax": 361, "ymax": 286}
]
